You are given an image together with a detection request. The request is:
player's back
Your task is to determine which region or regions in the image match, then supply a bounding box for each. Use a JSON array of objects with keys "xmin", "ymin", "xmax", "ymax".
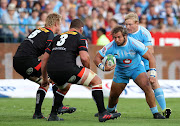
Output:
[
  {"xmin": 47, "ymin": 31, "xmax": 86, "ymax": 71},
  {"xmin": 14, "ymin": 27, "xmax": 54, "ymax": 58}
]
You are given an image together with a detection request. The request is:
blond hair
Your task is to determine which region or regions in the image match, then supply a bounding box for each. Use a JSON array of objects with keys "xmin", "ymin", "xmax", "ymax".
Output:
[
  {"xmin": 125, "ymin": 12, "xmax": 139, "ymax": 22},
  {"xmin": 45, "ymin": 13, "xmax": 62, "ymax": 27}
]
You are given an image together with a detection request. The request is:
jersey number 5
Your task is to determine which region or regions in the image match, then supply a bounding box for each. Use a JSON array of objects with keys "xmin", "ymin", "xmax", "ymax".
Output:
[
  {"xmin": 28, "ymin": 30, "xmax": 41, "ymax": 39},
  {"xmin": 56, "ymin": 34, "xmax": 68, "ymax": 46}
]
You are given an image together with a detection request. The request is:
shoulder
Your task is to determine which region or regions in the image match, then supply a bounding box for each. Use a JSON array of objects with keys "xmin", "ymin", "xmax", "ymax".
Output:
[
  {"xmin": 139, "ymin": 26, "xmax": 151, "ymax": 37},
  {"xmin": 128, "ymin": 37, "xmax": 145, "ymax": 48}
]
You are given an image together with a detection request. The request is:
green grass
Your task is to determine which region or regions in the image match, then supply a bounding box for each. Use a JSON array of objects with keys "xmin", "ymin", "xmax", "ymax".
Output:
[{"xmin": 0, "ymin": 98, "xmax": 179, "ymax": 126}]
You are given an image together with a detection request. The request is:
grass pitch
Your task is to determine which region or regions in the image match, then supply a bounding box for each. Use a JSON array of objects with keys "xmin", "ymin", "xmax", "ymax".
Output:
[{"xmin": 0, "ymin": 98, "xmax": 179, "ymax": 126}]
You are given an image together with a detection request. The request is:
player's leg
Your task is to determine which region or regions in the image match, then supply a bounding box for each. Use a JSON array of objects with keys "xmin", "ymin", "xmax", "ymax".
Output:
[
  {"xmin": 147, "ymin": 71, "xmax": 171, "ymax": 118},
  {"xmin": 77, "ymin": 68, "xmax": 121, "ymax": 122},
  {"xmin": 50, "ymin": 81, "xmax": 76, "ymax": 115},
  {"xmin": 28, "ymin": 76, "xmax": 49, "ymax": 119},
  {"xmin": 133, "ymin": 71, "xmax": 165, "ymax": 119},
  {"xmin": 47, "ymin": 83, "xmax": 71, "ymax": 121},
  {"xmin": 108, "ymin": 81, "xmax": 126, "ymax": 112}
]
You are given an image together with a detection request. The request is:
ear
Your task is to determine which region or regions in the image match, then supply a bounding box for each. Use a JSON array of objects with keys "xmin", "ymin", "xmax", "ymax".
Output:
[{"xmin": 80, "ymin": 27, "xmax": 83, "ymax": 33}]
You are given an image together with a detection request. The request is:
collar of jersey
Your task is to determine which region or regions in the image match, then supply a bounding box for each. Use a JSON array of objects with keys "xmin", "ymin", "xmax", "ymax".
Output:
[{"xmin": 45, "ymin": 27, "xmax": 53, "ymax": 32}]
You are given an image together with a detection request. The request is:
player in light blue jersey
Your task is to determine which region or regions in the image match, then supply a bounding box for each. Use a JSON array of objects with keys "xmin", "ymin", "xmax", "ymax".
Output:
[
  {"xmin": 124, "ymin": 12, "xmax": 171, "ymax": 118},
  {"xmin": 94, "ymin": 25, "xmax": 165, "ymax": 119}
]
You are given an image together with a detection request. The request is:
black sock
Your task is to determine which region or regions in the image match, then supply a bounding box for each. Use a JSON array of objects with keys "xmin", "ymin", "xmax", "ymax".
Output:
[
  {"xmin": 35, "ymin": 87, "xmax": 47, "ymax": 114},
  {"xmin": 52, "ymin": 84, "xmax": 58, "ymax": 94},
  {"xmin": 52, "ymin": 85, "xmax": 64, "ymax": 107},
  {"xmin": 51, "ymin": 90, "xmax": 65, "ymax": 115},
  {"xmin": 92, "ymin": 90, "xmax": 106, "ymax": 113}
]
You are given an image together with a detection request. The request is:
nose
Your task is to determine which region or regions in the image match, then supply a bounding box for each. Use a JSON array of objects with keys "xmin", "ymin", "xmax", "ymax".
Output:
[
  {"xmin": 115, "ymin": 37, "xmax": 119, "ymax": 42},
  {"xmin": 126, "ymin": 25, "xmax": 130, "ymax": 29}
]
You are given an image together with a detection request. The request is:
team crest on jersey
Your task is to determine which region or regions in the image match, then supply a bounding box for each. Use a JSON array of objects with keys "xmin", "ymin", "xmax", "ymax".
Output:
[
  {"xmin": 68, "ymin": 75, "xmax": 76, "ymax": 83},
  {"xmin": 123, "ymin": 59, "xmax": 132, "ymax": 64},
  {"xmin": 26, "ymin": 67, "xmax": 33, "ymax": 75},
  {"xmin": 102, "ymin": 47, "xmax": 107, "ymax": 55}
]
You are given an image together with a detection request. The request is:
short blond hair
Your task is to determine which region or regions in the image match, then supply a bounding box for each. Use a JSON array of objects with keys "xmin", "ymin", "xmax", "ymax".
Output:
[
  {"xmin": 125, "ymin": 12, "xmax": 139, "ymax": 22},
  {"xmin": 45, "ymin": 13, "xmax": 62, "ymax": 27}
]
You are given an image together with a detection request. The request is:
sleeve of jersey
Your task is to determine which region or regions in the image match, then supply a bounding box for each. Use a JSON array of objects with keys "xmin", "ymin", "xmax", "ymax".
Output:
[
  {"xmin": 132, "ymin": 40, "xmax": 148, "ymax": 56},
  {"xmin": 45, "ymin": 32, "xmax": 54, "ymax": 48},
  {"xmin": 78, "ymin": 37, "xmax": 88, "ymax": 52},
  {"xmin": 45, "ymin": 32, "xmax": 54, "ymax": 54},
  {"xmin": 99, "ymin": 42, "xmax": 113, "ymax": 57},
  {"xmin": 142, "ymin": 30, "xmax": 152, "ymax": 46}
]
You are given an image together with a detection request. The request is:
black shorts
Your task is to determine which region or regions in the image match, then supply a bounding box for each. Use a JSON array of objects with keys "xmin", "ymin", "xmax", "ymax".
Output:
[
  {"xmin": 47, "ymin": 65, "xmax": 84, "ymax": 86},
  {"xmin": 13, "ymin": 56, "xmax": 41, "ymax": 79}
]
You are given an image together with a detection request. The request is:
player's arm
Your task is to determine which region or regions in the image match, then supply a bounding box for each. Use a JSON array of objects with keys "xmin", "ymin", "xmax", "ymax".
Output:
[
  {"xmin": 41, "ymin": 52, "xmax": 50, "ymax": 87},
  {"xmin": 142, "ymin": 29, "xmax": 154, "ymax": 54},
  {"xmin": 78, "ymin": 35, "xmax": 90, "ymax": 68},
  {"xmin": 142, "ymin": 50, "xmax": 156, "ymax": 83},
  {"xmin": 79, "ymin": 50, "xmax": 90, "ymax": 69},
  {"xmin": 147, "ymin": 45, "xmax": 154, "ymax": 54},
  {"xmin": 94, "ymin": 52, "xmax": 115, "ymax": 71},
  {"xmin": 94, "ymin": 52, "xmax": 104, "ymax": 67},
  {"xmin": 142, "ymin": 49, "xmax": 156, "ymax": 69}
]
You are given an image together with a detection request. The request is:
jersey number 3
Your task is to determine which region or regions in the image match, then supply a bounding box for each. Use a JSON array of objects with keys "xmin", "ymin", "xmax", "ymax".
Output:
[{"xmin": 56, "ymin": 34, "xmax": 68, "ymax": 46}]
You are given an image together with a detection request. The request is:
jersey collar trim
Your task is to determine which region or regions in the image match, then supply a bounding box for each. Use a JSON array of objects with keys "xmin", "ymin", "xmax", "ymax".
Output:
[{"xmin": 45, "ymin": 27, "xmax": 53, "ymax": 32}]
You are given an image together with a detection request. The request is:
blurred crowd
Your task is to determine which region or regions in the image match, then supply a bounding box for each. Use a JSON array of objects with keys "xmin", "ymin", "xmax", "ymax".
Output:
[{"xmin": 0, "ymin": 0, "xmax": 180, "ymax": 43}]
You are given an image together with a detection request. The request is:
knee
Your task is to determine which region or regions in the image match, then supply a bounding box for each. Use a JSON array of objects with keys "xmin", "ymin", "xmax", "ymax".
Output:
[{"xmin": 90, "ymin": 75, "xmax": 102, "ymax": 87}]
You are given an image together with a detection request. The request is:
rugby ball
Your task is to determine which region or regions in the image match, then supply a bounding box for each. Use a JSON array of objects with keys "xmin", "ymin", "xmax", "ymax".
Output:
[{"xmin": 102, "ymin": 54, "xmax": 116, "ymax": 66}]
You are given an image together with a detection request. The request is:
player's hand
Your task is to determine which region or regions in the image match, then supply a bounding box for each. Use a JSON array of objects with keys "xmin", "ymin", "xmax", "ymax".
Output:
[
  {"xmin": 41, "ymin": 78, "xmax": 49, "ymax": 87},
  {"xmin": 149, "ymin": 76, "xmax": 156, "ymax": 84},
  {"xmin": 104, "ymin": 62, "xmax": 116, "ymax": 71}
]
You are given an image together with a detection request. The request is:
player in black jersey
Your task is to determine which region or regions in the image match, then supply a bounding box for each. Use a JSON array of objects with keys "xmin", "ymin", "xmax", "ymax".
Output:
[
  {"xmin": 41, "ymin": 19, "xmax": 121, "ymax": 122},
  {"xmin": 13, "ymin": 13, "xmax": 76, "ymax": 119}
]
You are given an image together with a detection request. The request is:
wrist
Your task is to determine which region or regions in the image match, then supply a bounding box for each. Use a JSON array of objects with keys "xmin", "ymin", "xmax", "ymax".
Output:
[
  {"xmin": 98, "ymin": 63, "xmax": 105, "ymax": 71},
  {"xmin": 149, "ymin": 68, "xmax": 156, "ymax": 77}
]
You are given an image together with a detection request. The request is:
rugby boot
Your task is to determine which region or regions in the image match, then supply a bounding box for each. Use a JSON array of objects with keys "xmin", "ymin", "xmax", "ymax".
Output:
[
  {"xmin": 162, "ymin": 108, "xmax": 171, "ymax": 118},
  {"xmin": 57, "ymin": 105, "xmax": 76, "ymax": 115},
  {"xmin": 32, "ymin": 113, "xmax": 46, "ymax": 119},
  {"xmin": 47, "ymin": 113, "xmax": 64, "ymax": 121},
  {"xmin": 95, "ymin": 109, "xmax": 117, "ymax": 117},
  {"xmin": 153, "ymin": 112, "xmax": 165, "ymax": 119},
  {"xmin": 99, "ymin": 111, "xmax": 121, "ymax": 122}
]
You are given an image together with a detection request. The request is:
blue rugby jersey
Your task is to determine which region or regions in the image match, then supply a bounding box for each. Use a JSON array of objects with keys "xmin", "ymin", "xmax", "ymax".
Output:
[{"xmin": 99, "ymin": 36, "xmax": 148, "ymax": 72}]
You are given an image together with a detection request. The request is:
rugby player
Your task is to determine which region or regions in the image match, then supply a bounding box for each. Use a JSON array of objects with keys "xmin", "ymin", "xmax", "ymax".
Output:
[
  {"xmin": 124, "ymin": 12, "xmax": 171, "ymax": 118},
  {"xmin": 13, "ymin": 13, "xmax": 76, "ymax": 119},
  {"xmin": 41, "ymin": 19, "xmax": 121, "ymax": 122},
  {"xmin": 94, "ymin": 25, "xmax": 165, "ymax": 119}
]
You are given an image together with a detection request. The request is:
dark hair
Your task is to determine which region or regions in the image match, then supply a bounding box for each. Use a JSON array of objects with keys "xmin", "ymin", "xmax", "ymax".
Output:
[
  {"xmin": 97, "ymin": 28, "xmax": 106, "ymax": 34},
  {"xmin": 111, "ymin": 25, "xmax": 128, "ymax": 36},
  {"xmin": 70, "ymin": 19, "xmax": 84, "ymax": 29}
]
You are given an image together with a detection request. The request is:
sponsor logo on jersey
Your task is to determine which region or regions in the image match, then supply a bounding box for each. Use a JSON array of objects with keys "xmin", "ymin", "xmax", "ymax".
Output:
[
  {"xmin": 102, "ymin": 47, "xmax": 107, "ymax": 55},
  {"xmin": 26, "ymin": 67, "xmax": 33, "ymax": 75},
  {"xmin": 52, "ymin": 47, "xmax": 66, "ymax": 51},
  {"xmin": 123, "ymin": 59, "xmax": 132, "ymax": 64},
  {"xmin": 68, "ymin": 75, "xmax": 76, "ymax": 83}
]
